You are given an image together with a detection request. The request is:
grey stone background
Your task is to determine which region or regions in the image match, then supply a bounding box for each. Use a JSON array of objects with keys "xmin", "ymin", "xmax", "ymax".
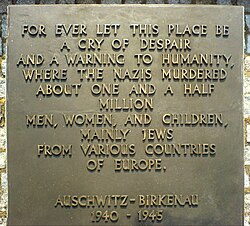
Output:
[{"xmin": 0, "ymin": 0, "xmax": 249, "ymax": 225}]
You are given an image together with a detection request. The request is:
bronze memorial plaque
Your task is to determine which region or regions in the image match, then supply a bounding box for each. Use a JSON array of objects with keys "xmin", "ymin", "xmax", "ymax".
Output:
[{"xmin": 7, "ymin": 5, "xmax": 244, "ymax": 226}]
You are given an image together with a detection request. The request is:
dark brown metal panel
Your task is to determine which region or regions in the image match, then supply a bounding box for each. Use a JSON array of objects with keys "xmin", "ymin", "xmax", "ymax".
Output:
[{"xmin": 7, "ymin": 5, "xmax": 244, "ymax": 225}]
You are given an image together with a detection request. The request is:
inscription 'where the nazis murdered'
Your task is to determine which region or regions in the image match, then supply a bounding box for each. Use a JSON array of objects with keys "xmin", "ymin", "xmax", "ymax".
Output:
[{"xmin": 7, "ymin": 5, "xmax": 244, "ymax": 226}]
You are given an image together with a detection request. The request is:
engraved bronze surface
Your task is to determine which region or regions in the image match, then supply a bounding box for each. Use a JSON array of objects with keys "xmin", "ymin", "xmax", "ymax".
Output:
[{"xmin": 7, "ymin": 5, "xmax": 244, "ymax": 225}]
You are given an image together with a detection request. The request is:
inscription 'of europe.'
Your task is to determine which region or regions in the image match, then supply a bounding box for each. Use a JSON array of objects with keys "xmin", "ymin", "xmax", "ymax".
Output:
[{"xmin": 7, "ymin": 5, "xmax": 244, "ymax": 226}]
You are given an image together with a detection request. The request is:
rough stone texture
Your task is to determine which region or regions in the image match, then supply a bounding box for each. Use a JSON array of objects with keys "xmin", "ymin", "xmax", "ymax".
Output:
[
  {"xmin": 244, "ymin": 76, "xmax": 250, "ymax": 117},
  {"xmin": 0, "ymin": 99, "xmax": 5, "ymax": 127},
  {"xmin": 169, "ymin": 0, "xmax": 192, "ymax": 3},
  {"xmin": 56, "ymin": 0, "xmax": 75, "ymax": 3},
  {"xmin": 179, "ymin": 0, "xmax": 192, "ymax": 2},
  {"xmin": 245, "ymin": 59, "xmax": 250, "ymax": 226},
  {"xmin": 245, "ymin": 145, "xmax": 250, "ymax": 162},
  {"xmin": 0, "ymin": 218, "xmax": 7, "ymax": 226},
  {"xmin": 1, "ymin": 173, "xmax": 7, "ymax": 191},
  {"xmin": 0, "ymin": 128, "xmax": 6, "ymax": 150},
  {"xmin": 0, "ymin": 1, "xmax": 247, "ymax": 12},
  {"xmin": 0, "ymin": 80, "xmax": 5, "ymax": 98},
  {"xmin": 168, "ymin": 0, "xmax": 179, "ymax": 3},
  {"xmin": 0, "ymin": 153, "xmax": 6, "ymax": 169},
  {"xmin": 39, "ymin": 0, "xmax": 56, "ymax": 3},
  {"xmin": 0, "ymin": 94, "xmax": 5, "ymax": 225},
  {"xmin": 16, "ymin": 0, "xmax": 36, "ymax": 4},
  {"xmin": 147, "ymin": 0, "xmax": 165, "ymax": 3},
  {"xmin": 247, "ymin": 35, "xmax": 250, "ymax": 54},
  {"xmin": 245, "ymin": 218, "xmax": 250, "ymax": 226},
  {"xmin": 0, "ymin": 1, "xmax": 11, "ymax": 14},
  {"xmin": 245, "ymin": 56, "xmax": 250, "ymax": 72},
  {"xmin": 246, "ymin": 168, "xmax": 250, "ymax": 187},
  {"xmin": 74, "ymin": 0, "xmax": 97, "ymax": 3},
  {"xmin": 0, "ymin": 188, "xmax": 7, "ymax": 212},
  {"xmin": 246, "ymin": 194, "xmax": 250, "ymax": 226},
  {"xmin": 0, "ymin": 39, "xmax": 2, "ymax": 57},
  {"xmin": 1, "ymin": 59, "xmax": 6, "ymax": 78},
  {"xmin": 216, "ymin": 0, "xmax": 231, "ymax": 4},
  {"xmin": 0, "ymin": 172, "xmax": 7, "ymax": 213},
  {"xmin": 246, "ymin": 14, "xmax": 250, "ymax": 31},
  {"xmin": 102, "ymin": 0, "xmax": 121, "ymax": 3},
  {"xmin": 247, "ymin": 124, "xmax": 250, "ymax": 143},
  {"xmin": 1, "ymin": 15, "xmax": 7, "ymax": 57},
  {"xmin": 195, "ymin": 0, "xmax": 217, "ymax": 3},
  {"xmin": 123, "ymin": 0, "xmax": 143, "ymax": 3},
  {"xmin": 1, "ymin": 15, "xmax": 7, "ymax": 39},
  {"xmin": 0, "ymin": 60, "xmax": 5, "ymax": 201},
  {"xmin": 238, "ymin": 0, "xmax": 250, "ymax": 13}
]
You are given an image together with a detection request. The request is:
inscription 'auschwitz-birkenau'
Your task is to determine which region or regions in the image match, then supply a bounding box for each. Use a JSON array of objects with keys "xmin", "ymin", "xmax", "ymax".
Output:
[{"xmin": 7, "ymin": 5, "xmax": 244, "ymax": 226}]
